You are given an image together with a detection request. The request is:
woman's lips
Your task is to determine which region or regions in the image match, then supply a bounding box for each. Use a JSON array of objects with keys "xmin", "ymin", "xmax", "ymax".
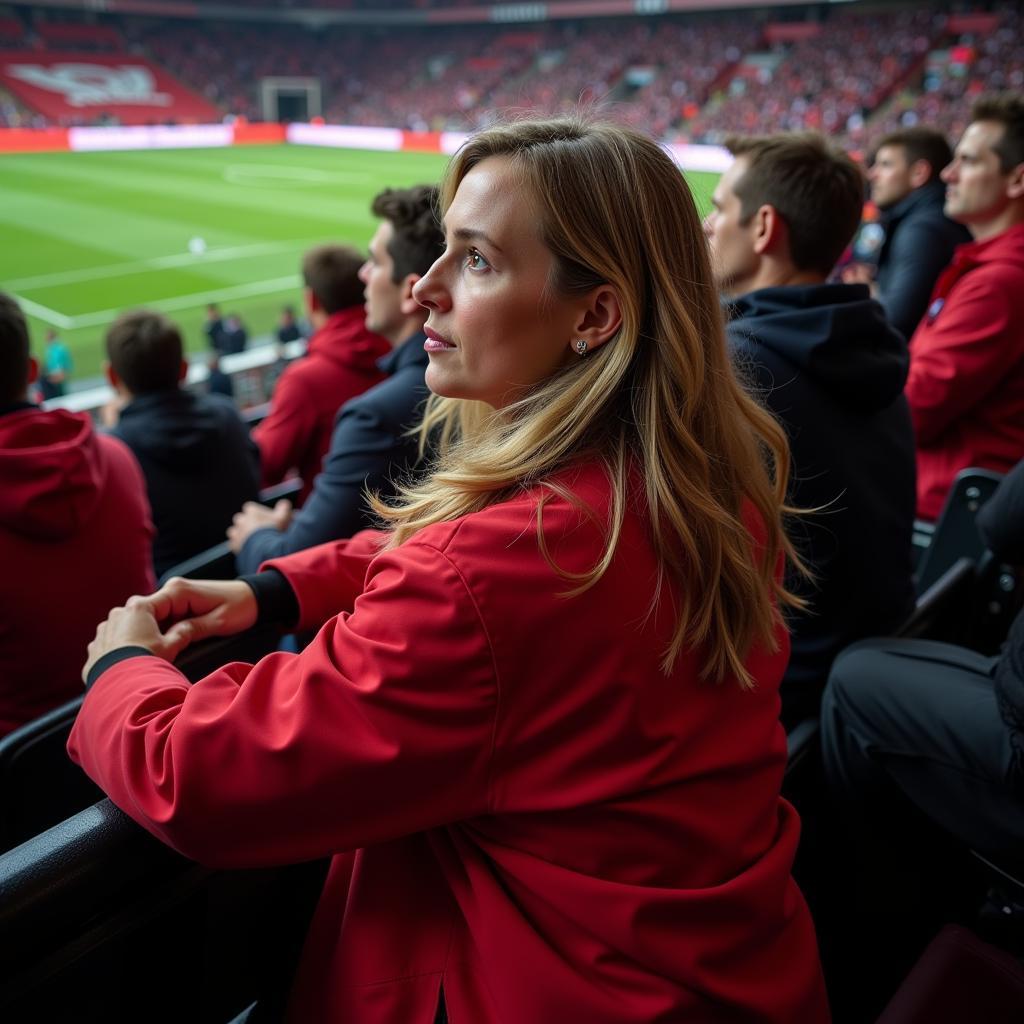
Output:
[{"xmin": 424, "ymin": 326, "xmax": 456, "ymax": 351}]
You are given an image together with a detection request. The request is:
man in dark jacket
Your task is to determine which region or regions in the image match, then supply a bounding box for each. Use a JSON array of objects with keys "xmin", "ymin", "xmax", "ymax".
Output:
[
  {"xmin": 229, "ymin": 185, "xmax": 444, "ymax": 573},
  {"xmin": 844, "ymin": 127, "xmax": 970, "ymax": 339},
  {"xmin": 104, "ymin": 310, "xmax": 260, "ymax": 578},
  {"xmin": 705, "ymin": 132, "xmax": 917, "ymax": 724}
]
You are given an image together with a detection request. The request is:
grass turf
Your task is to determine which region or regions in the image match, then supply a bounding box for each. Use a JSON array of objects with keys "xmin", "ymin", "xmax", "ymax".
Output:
[{"xmin": 0, "ymin": 143, "xmax": 719, "ymax": 382}]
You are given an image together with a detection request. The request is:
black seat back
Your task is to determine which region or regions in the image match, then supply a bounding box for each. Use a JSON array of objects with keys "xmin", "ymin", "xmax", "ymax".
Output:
[
  {"xmin": 0, "ymin": 696, "xmax": 99, "ymax": 854},
  {"xmin": 0, "ymin": 628, "xmax": 280, "ymax": 856},
  {"xmin": 0, "ymin": 797, "xmax": 326, "ymax": 1023},
  {"xmin": 915, "ymin": 468, "xmax": 1003, "ymax": 593}
]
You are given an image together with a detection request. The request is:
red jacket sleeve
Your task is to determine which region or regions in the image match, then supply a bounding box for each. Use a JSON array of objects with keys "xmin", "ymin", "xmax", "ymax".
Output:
[
  {"xmin": 253, "ymin": 366, "xmax": 313, "ymax": 488},
  {"xmin": 67, "ymin": 539, "xmax": 498, "ymax": 869},
  {"xmin": 906, "ymin": 270, "xmax": 1016, "ymax": 444},
  {"xmin": 262, "ymin": 528, "xmax": 387, "ymax": 629}
]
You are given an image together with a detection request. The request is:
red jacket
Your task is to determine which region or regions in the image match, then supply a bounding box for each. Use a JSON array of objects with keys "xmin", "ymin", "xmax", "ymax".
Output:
[
  {"xmin": 0, "ymin": 407, "xmax": 154, "ymax": 736},
  {"xmin": 907, "ymin": 221, "xmax": 1024, "ymax": 519},
  {"xmin": 68, "ymin": 464, "xmax": 828, "ymax": 1022},
  {"xmin": 253, "ymin": 308, "xmax": 389, "ymax": 502}
]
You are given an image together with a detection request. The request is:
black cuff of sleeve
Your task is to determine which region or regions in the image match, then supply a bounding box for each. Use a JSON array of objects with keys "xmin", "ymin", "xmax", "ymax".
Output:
[
  {"xmin": 240, "ymin": 568, "xmax": 300, "ymax": 630},
  {"xmin": 86, "ymin": 646, "xmax": 156, "ymax": 689}
]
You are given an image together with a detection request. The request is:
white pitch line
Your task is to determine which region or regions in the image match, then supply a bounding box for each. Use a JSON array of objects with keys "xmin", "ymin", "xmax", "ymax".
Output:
[
  {"xmin": 64, "ymin": 275, "xmax": 304, "ymax": 329},
  {"xmin": 10, "ymin": 294, "xmax": 75, "ymax": 330},
  {"xmin": 4, "ymin": 239, "xmax": 318, "ymax": 292}
]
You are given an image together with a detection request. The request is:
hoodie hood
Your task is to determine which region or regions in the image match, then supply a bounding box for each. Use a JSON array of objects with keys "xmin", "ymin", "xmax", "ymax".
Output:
[
  {"xmin": 953, "ymin": 220, "xmax": 1024, "ymax": 272},
  {"xmin": 307, "ymin": 307, "xmax": 390, "ymax": 373},
  {"xmin": 0, "ymin": 407, "xmax": 106, "ymax": 540},
  {"xmin": 726, "ymin": 283, "xmax": 909, "ymax": 412},
  {"xmin": 114, "ymin": 389, "xmax": 239, "ymax": 471}
]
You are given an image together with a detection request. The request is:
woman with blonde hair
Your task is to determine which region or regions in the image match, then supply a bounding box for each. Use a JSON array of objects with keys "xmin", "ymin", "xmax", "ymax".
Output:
[{"xmin": 72, "ymin": 117, "xmax": 829, "ymax": 1022}]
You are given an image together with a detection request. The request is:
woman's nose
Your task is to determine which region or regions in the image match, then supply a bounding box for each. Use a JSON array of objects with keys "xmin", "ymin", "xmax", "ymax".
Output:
[{"xmin": 413, "ymin": 259, "xmax": 449, "ymax": 312}]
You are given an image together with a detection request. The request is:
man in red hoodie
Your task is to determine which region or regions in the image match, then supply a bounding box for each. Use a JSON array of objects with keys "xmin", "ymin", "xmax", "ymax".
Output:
[
  {"xmin": 908, "ymin": 93, "xmax": 1024, "ymax": 520},
  {"xmin": 0, "ymin": 292, "xmax": 154, "ymax": 736},
  {"xmin": 252, "ymin": 245, "xmax": 389, "ymax": 505}
]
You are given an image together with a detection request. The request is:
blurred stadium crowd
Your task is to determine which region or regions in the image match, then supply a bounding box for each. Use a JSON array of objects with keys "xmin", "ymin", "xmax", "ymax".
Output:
[{"xmin": 0, "ymin": 2, "xmax": 1019, "ymax": 147}]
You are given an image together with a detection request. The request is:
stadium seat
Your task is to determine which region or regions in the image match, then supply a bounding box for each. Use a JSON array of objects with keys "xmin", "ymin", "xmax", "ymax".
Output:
[
  {"xmin": 0, "ymin": 627, "xmax": 280, "ymax": 856},
  {"xmin": 0, "ymin": 796, "xmax": 327, "ymax": 1023},
  {"xmin": 157, "ymin": 477, "xmax": 301, "ymax": 586},
  {"xmin": 914, "ymin": 468, "xmax": 1004, "ymax": 594},
  {"xmin": 0, "ymin": 695, "xmax": 100, "ymax": 854},
  {"xmin": 0, "ymin": 621, "xmax": 308, "ymax": 1023}
]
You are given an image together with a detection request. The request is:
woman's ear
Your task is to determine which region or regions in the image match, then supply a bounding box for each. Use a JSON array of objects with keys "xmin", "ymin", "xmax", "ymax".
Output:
[{"xmin": 570, "ymin": 285, "xmax": 622, "ymax": 355}]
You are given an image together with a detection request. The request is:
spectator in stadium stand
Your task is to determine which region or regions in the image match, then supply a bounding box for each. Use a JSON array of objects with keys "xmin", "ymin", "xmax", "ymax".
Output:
[
  {"xmin": 228, "ymin": 185, "xmax": 442, "ymax": 574},
  {"xmin": 103, "ymin": 310, "xmax": 261, "ymax": 579},
  {"xmin": 907, "ymin": 93, "xmax": 1024, "ymax": 521},
  {"xmin": 39, "ymin": 326, "xmax": 73, "ymax": 400},
  {"xmin": 252, "ymin": 245, "xmax": 389, "ymax": 505},
  {"xmin": 819, "ymin": 455, "xmax": 1024, "ymax": 1020},
  {"xmin": 275, "ymin": 305, "xmax": 302, "ymax": 345},
  {"xmin": 705, "ymin": 133, "xmax": 916, "ymax": 727},
  {"xmin": 70, "ymin": 117, "xmax": 829, "ymax": 1023},
  {"xmin": 206, "ymin": 353, "xmax": 234, "ymax": 399},
  {"xmin": 844, "ymin": 127, "xmax": 971, "ymax": 340},
  {"xmin": 0, "ymin": 292, "xmax": 154, "ymax": 737},
  {"xmin": 203, "ymin": 302, "xmax": 227, "ymax": 353},
  {"xmin": 222, "ymin": 313, "xmax": 248, "ymax": 355}
]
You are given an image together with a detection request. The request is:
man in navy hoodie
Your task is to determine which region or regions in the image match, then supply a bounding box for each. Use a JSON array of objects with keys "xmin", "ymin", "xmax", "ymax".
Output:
[
  {"xmin": 705, "ymin": 133, "xmax": 917, "ymax": 725},
  {"xmin": 228, "ymin": 185, "xmax": 443, "ymax": 574},
  {"xmin": 104, "ymin": 310, "xmax": 260, "ymax": 579}
]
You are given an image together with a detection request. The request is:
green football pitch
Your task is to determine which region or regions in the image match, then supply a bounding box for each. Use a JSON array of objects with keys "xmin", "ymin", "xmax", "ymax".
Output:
[{"xmin": 0, "ymin": 144, "xmax": 719, "ymax": 382}]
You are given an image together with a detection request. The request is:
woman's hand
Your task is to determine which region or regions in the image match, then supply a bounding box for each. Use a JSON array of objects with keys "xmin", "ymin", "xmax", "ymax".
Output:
[{"xmin": 81, "ymin": 578, "xmax": 259, "ymax": 684}]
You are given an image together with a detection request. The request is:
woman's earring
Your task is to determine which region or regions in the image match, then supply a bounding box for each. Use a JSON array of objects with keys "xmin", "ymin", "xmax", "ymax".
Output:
[{"xmin": 575, "ymin": 339, "xmax": 588, "ymax": 356}]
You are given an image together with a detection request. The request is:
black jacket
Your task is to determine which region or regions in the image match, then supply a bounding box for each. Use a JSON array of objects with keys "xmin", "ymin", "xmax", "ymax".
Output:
[
  {"xmin": 236, "ymin": 335, "xmax": 430, "ymax": 573},
  {"xmin": 875, "ymin": 181, "xmax": 971, "ymax": 340},
  {"xmin": 727, "ymin": 284, "xmax": 917, "ymax": 716},
  {"xmin": 111, "ymin": 389, "xmax": 260, "ymax": 578},
  {"xmin": 977, "ymin": 459, "xmax": 1024, "ymax": 748}
]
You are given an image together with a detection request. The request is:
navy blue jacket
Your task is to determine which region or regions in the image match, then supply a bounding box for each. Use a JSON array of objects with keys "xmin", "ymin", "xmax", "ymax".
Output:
[
  {"xmin": 727, "ymin": 284, "xmax": 917, "ymax": 718},
  {"xmin": 236, "ymin": 335, "xmax": 429, "ymax": 573},
  {"xmin": 111, "ymin": 389, "xmax": 260, "ymax": 579},
  {"xmin": 875, "ymin": 181, "xmax": 971, "ymax": 340}
]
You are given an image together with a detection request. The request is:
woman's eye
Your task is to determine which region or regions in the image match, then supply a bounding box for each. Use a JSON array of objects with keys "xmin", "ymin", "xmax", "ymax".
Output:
[{"xmin": 465, "ymin": 248, "xmax": 490, "ymax": 272}]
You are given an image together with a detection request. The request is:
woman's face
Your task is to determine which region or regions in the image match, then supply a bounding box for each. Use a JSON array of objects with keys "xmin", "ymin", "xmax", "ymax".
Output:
[{"xmin": 413, "ymin": 157, "xmax": 583, "ymax": 409}]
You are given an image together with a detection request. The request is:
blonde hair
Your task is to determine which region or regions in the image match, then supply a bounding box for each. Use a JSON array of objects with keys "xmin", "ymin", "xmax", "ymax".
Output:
[{"xmin": 373, "ymin": 116, "xmax": 802, "ymax": 687}]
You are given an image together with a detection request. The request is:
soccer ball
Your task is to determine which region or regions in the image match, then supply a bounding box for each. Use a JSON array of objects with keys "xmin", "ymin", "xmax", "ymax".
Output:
[{"xmin": 188, "ymin": 236, "xmax": 207, "ymax": 255}]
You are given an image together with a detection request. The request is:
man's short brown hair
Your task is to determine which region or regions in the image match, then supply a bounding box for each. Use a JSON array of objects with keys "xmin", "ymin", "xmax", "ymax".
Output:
[
  {"xmin": 371, "ymin": 185, "xmax": 444, "ymax": 283},
  {"xmin": 301, "ymin": 244, "xmax": 366, "ymax": 315},
  {"xmin": 0, "ymin": 291, "xmax": 30, "ymax": 404},
  {"xmin": 105, "ymin": 310, "xmax": 183, "ymax": 395},
  {"xmin": 971, "ymin": 93, "xmax": 1024, "ymax": 173},
  {"xmin": 871, "ymin": 127, "xmax": 954, "ymax": 183},
  {"xmin": 724, "ymin": 133, "xmax": 865, "ymax": 276}
]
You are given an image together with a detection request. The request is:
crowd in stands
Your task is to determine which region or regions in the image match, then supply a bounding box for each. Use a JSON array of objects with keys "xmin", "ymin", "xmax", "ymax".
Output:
[
  {"xmin": 687, "ymin": 9, "xmax": 938, "ymax": 146},
  {"xmin": 872, "ymin": 4, "xmax": 1024, "ymax": 147},
  {"xmin": 0, "ymin": 3, "xmax": 1019, "ymax": 143},
  {"xmin": 2, "ymin": 2, "xmax": 1024, "ymax": 1012}
]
